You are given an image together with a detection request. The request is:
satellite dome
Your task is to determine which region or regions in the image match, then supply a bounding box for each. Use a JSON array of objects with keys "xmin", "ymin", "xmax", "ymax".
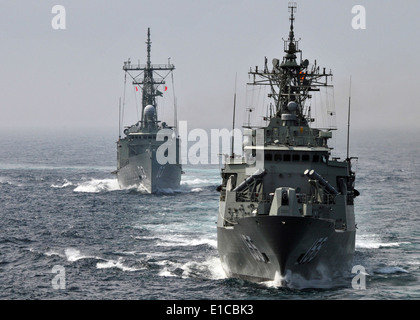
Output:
[
  {"xmin": 144, "ymin": 105, "xmax": 156, "ymax": 122},
  {"xmin": 287, "ymin": 101, "xmax": 298, "ymax": 111}
]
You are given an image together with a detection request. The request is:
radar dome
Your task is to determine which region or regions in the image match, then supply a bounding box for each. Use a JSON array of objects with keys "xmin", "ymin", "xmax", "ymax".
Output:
[
  {"xmin": 144, "ymin": 105, "xmax": 156, "ymax": 122},
  {"xmin": 287, "ymin": 101, "xmax": 298, "ymax": 111}
]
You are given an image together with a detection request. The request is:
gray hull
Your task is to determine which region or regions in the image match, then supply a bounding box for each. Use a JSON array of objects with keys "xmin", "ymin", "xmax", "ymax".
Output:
[
  {"xmin": 117, "ymin": 29, "xmax": 181, "ymax": 194},
  {"xmin": 117, "ymin": 150, "xmax": 181, "ymax": 193},
  {"xmin": 216, "ymin": 4, "xmax": 358, "ymax": 288},
  {"xmin": 218, "ymin": 216, "xmax": 355, "ymax": 287}
]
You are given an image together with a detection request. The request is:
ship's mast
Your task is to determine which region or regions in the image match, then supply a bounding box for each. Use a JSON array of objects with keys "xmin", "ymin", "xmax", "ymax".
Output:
[
  {"xmin": 347, "ymin": 76, "xmax": 352, "ymax": 160},
  {"xmin": 287, "ymin": 2, "xmax": 297, "ymax": 52},
  {"xmin": 248, "ymin": 2, "xmax": 333, "ymax": 128},
  {"xmin": 143, "ymin": 28, "xmax": 155, "ymax": 110},
  {"xmin": 147, "ymin": 28, "xmax": 151, "ymax": 69},
  {"xmin": 123, "ymin": 28, "xmax": 175, "ymax": 129}
]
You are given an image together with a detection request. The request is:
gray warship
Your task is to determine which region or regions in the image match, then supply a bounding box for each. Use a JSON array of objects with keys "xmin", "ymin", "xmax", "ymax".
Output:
[
  {"xmin": 217, "ymin": 3, "xmax": 358, "ymax": 287},
  {"xmin": 116, "ymin": 29, "xmax": 182, "ymax": 193}
]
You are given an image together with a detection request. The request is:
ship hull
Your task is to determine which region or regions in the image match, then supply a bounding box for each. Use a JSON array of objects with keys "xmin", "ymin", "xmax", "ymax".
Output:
[
  {"xmin": 117, "ymin": 150, "xmax": 181, "ymax": 193},
  {"xmin": 217, "ymin": 216, "xmax": 355, "ymax": 287}
]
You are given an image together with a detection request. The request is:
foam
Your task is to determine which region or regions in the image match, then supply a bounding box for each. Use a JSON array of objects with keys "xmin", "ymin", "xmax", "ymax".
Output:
[
  {"xmin": 181, "ymin": 178, "xmax": 213, "ymax": 186},
  {"xmin": 64, "ymin": 248, "xmax": 100, "ymax": 262},
  {"xmin": 62, "ymin": 248, "xmax": 142, "ymax": 272},
  {"xmin": 356, "ymin": 234, "xmax": 410, "ymax": 249},
  {"xmin": 44, "ymin": 250, "xmax": 65, "ymax": 258},
  {"xmin": 261, "ymin": 265, "xmax": 346, "ymax": 289},
  {"xmin": 157, "ymin": 256, "xmax": 227, "ymax": 280},
  {"xmin": 0, "ymin": 176, "xmax": 20, "ymax": 186},
  {"xmin": 51, "ymin": 179, "xmax": 74, "ymax": 188},
  {"xmin": 262, "ymin": 271, "xmax": 285, "ymax": 288},
  {"xmin": 374, "ymin": 266, "xmax": 409, "ymax": 274},
  {"xmin": 50, "ymin": 172, "xmax": 216, "ymax": 194},
  {"xmin": 96, "ymin": 257, "xmax": 143, "ymax": 272},
  {"xmin": 73, "ymin": 178, "xmax": 120, "ymax": 193},
  {"xmin": 154, "ymin": 234, "xmax": 217, "ymax": 248},
  {"xmin": 357, "ymin": 241, "xmax": 410, "ymax": 249}
]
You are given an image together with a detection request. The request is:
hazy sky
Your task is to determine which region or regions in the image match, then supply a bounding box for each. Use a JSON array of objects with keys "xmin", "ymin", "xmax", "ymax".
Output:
[{"xmin": 1, "ymin": 0, "xmax": 419, "ymax": 137}]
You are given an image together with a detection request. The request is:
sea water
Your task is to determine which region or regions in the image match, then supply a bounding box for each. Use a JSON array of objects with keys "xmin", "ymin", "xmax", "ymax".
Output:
[{"xmin": 0, "ymin": 128, "xmax": 419, "ymax": 300}]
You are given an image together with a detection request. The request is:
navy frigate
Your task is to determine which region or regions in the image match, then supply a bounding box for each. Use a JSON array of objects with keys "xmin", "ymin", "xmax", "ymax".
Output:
[
  {"xmin": 217, "ymin": 3, "xmax": 359, "ymax": 287},
  {"xmin": 116, "ymin": 29, "xmax": 182, "ymax": 193}
]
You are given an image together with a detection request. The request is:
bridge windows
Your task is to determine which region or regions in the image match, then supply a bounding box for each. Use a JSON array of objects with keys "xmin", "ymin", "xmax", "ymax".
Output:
[
  {"xmin": 264, "ymin": 153, "xmax": 273, "ymax": 161},
  {"xmin": 130, "ymin": 134, "xmax": 156, "ymax": 140},
  {"xmin": 263, "ymin": 152, "xmax": 326, "ymax": 163}
]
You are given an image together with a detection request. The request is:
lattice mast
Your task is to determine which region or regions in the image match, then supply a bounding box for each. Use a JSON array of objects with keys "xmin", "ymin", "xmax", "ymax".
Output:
[
  {"xmin": 122, "ymin": 28, "xmax": 175, "ymax": 128},
  {"xmin": 248, "ymin": 2, "xmax": 333, "ymax": 127}
]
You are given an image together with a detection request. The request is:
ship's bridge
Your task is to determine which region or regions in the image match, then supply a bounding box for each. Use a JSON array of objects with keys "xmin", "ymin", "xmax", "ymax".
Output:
[{"xmin": 243, "ymin": 145, "xmax": 330, "ymax": 165}]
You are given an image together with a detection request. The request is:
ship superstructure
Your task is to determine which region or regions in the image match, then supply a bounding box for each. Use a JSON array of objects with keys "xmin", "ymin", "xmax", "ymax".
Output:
[{"xmin": 217, "ymin": 3, "xmax": 358, "ymax": 287}]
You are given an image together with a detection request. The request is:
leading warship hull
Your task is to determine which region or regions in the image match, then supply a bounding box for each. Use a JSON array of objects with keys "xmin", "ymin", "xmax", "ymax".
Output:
[
  {"xmin": 216, "ymin": 3, "xmax": 358, "ymax": 288},
  {"xmin": 117, "ymin": 150, "xmax": 182, "ymax": 193},
  {"xmin": 217, "ymin": 216, "xmax": 355, "ymax": 287}
]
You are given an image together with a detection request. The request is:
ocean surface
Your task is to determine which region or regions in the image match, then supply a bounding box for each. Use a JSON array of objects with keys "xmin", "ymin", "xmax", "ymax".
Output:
[{"xmin": 0, "ymin": 128, "xmax": 419, "ymax": 301}]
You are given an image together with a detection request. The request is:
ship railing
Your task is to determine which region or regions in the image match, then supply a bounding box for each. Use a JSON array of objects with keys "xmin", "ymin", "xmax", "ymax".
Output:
[
  {"xmin": 236, "ymin": 192, "xmax": 311, "ymax": 204},
  {"xmin": 221, "ymin": 191, "xmax": 335, "ymax": 205},
  {"xmin": 236, "ymin": 192, "xmax": 272, "ymax": 203},
  {"xmin": 298, "ymin": 193, "xmax": 336, "ymax": 205},
  {"xmin": 323, "ymin": 194, "xmax": 336, "ymax": 205},
  {"xmin": 236, "ymin": 192, "xmax": 335, "ymax": 205},
  {"xmin": 297, "ymin": 193, "xmax": 337, "ymax": 205}
]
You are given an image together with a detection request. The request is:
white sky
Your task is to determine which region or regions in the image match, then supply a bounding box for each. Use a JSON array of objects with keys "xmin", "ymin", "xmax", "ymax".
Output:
[{"xmin": 1, "ymin": 0, "xmax": 419, "ymax": 138}]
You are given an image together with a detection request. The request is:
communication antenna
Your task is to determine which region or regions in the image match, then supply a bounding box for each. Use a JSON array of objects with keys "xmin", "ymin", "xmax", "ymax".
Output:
[
  {"xmin": 122, "ymin": 72, "xmax": 127, "ymax": 129},
  {"xmin": 231, "ymin": 73, "xmax": 237, "ymax": 158},
  {"xmin": 171, "ymin": 68, "xmax": 178, "ymax": 135},
  {"xmin": 346, "ymin": 76, "xmax": 352, "ymax": 160},
  {"xmin": 119, "ymin": 97, "xmax": 122, "ymax": 139}
]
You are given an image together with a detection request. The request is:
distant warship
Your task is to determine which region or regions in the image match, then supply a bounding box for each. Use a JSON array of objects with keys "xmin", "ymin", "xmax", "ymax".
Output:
[
  {"xmin": 217, "ymin": 3, "xmax": 359, "ymax": 286},
  {"xmin": 116, "ymin": 29, "xmax": 182, "ymax": 193}
]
